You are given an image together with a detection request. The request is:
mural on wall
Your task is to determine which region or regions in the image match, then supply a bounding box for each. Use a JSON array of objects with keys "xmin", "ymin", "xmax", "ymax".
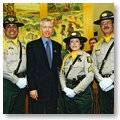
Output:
[
  {"xmin": 48, "ymin": 3, "xmax": 83, "ymax": 50},
  {"xmin": 3, "ymin": 3, "xmax": 83, "ymax": 50}
]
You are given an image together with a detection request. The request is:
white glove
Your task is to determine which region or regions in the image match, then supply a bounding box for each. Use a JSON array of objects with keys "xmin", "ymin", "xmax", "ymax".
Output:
[
  {"xmin": 99, "ymin": 78, "xmax": 113, "ymax": 91},
  {"xmin": 104, "ymin": 84, "xmax": 114, "ymax": 92},
  {"xmin": 63, "ymin": 87, "xmax": 76, "ymax": 98},
  {"xmin": 63, "ymin": 87, "xmax": 72, "ymax": 94},
  {"xmin": 16, "ymin": 77, "xmax": 27, "ymax": 89}
]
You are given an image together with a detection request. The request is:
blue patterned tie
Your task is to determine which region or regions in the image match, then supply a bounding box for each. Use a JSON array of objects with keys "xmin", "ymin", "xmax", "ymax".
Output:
[{"xmin": 46, "ymin": 41, "xmax": 52, "ymax": 68}]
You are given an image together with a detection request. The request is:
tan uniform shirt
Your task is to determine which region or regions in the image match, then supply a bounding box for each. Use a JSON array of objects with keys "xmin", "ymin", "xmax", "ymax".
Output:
[
  {"xmin": 3, "ymin": 38, "xmax": 26, "ymax": 84},
  {"xmin": 60, "ymin": 50, "xmax": 94, "ymax": 94},
  {"xmin": 92, "ymin": 37, "xmax": 114, "ymax": 83}
]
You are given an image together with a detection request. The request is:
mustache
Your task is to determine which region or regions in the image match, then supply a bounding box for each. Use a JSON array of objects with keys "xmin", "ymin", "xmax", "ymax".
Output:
[{"xmin": 103, "ymin": 26, "xmax": 110, "ymax": 29}]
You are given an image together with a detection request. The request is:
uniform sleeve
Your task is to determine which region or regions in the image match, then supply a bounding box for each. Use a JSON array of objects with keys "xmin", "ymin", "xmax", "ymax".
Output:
[
  {"xmin": 110, "ymin": 73, "xmax": 114, "ymax": 82},
  {"xmin": 59, "ymin": 55, "xmax": 68, "ymax": 90},
  {"xmin": 59, "ymin": 69, "xmax": 66, "ymax": 90},
  {"xmin": 3, "ymin": 58, "xmax": 19, "ymax": 84},
  {"xmin": 92, "ymin": 52, "xmax": 103, "ymax": 82},
  {"xmin": 73, "ymin": 55, "xmax": 94, "ymax": 94}
]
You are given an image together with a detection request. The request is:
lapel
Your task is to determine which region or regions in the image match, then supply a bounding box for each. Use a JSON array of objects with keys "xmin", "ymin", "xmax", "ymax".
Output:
[
  {"xmin": 52, "ymin": 41, "xmax": 57, "ymax": 68},
  {"xmin": 38, "ymin": 38, "xmax": 50, "ymax": 68},
  {"xmin": 38, "ymin": 38, "xmax": 58, "ymax": 69}
]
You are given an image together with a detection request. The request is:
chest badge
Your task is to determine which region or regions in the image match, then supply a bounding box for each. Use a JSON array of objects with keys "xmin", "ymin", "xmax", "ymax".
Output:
[{"xmin": 87, "ymin": 56, "xmax": 93, "ymax": 63}]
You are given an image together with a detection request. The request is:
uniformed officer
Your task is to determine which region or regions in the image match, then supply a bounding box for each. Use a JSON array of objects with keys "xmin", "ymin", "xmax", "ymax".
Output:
[
  {"xmin": 59, "ymin": 31, "xmax": 94, "ymax": 114},
  {"xmin": 92, "ymin": 10, "xmax": 114, "ymax": 114},
  {"xmin": 3, "ymin": 15, "xmax": 27, "ymax": 114}
]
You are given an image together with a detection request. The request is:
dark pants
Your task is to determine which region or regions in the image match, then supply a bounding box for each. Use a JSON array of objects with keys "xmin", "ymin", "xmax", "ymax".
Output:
[
  {"xmin": 98, "ymin": 86, "xmax": 114, "ymax": 114},
  {"xmin": 3, "ymin": 78, "xmax": 26, "ymax": 114},
  {"xmin": 30, "ymin": 98, "xmax": 58, "ymax": 114},
  {"xmin": 58, "ymin": 84, "xmax": 93, "ymax": 114}
]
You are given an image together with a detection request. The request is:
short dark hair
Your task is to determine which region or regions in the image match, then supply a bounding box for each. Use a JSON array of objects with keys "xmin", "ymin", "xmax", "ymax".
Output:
[{"xmin": 89, "ymin": 37, "xmax": 98, "ymax": 43}]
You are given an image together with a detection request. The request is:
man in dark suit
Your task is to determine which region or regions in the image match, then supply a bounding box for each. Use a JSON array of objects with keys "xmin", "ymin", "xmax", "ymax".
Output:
[{"xmin": 26, "ymin": 17, "xmax": 62, "ymax": 114}]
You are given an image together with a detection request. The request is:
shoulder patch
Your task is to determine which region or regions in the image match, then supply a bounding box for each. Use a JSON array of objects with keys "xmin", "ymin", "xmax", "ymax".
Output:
[{"xmin": 87, "ymin": 56, "xmax": 92, "ymax": 63}]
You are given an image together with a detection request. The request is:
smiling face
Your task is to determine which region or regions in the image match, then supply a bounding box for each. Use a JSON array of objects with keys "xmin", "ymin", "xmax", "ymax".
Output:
[
  {"xmin": 100, "ymin": 19, "xmax": 114, "ymax": 36},
  {"xmin": 69, "ymin": 38, "xmax": 81, "ymax": 51},
  {"xmin": 4, "ymin": 24, "xmax": 19, "ymax": 39},
  {"xmin": 40, "ymin": 21, "xmax": 53, "ymax": 40}
]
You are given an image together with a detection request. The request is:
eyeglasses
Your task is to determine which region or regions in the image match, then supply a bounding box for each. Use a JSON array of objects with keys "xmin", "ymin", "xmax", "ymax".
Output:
[{"xmin": 100, "ymin": 20, "xmax": 112, "ymax": 26}]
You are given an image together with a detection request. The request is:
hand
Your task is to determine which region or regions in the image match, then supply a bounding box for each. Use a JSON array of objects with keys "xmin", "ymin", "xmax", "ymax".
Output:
[
  {"xmin": 99, "ymin": 78, "xmax": 113, "ymax": 91},
  {"xmin": 16, "ymin": 78, "xmax": 27, "ymax": 89},
  {"xmin": 63, "ymin": 87, "xmax": 76, "ymax": 98},
  {"xmin": 30, "ymin": 90, "xmax": 38, "ymax": 100},
  {"xmin": 104, "ymin": 84, "xmax": 114, "ymax": 92}
]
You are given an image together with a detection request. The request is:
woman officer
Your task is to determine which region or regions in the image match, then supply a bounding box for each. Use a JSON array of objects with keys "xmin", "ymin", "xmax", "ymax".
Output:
[{"xmin": 59, "ymin": 31, "xmax": 94, "ymax": 114}]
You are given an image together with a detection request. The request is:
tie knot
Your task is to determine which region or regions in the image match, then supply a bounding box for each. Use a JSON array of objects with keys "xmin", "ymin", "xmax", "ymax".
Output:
[
  {"xmin": 46, "ymin": 41, "xmax": 50, "ymax": 47},
  {"xmin": 46, "ymin": 41, "xmax": 49, "ymax": 44}
]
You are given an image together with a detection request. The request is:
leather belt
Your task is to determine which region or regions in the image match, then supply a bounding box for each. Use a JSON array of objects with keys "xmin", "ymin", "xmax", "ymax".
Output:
[
  {"xmin": 102, "ymin": 74, "xmax": 111, "ymax": 78},
  {"xmin": 102, "ymin": 71, "xmax": 114, "ymax": 78},
  {"xmin": 66, "ymin": 75, "xmax": 85, "ymax": 85},
  {"xmin": 14, "ymin": 72, "xmax": 26, "ymax": 78}
]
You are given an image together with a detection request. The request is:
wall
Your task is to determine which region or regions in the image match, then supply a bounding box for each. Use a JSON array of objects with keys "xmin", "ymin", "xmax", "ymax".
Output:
[
  {"xmin": 3, "ymin": 3, "xmax": 114, "ymax": 51},
  {"xmin": 83, "ymin": 3, "xmax": 94, "ymax": 51}
]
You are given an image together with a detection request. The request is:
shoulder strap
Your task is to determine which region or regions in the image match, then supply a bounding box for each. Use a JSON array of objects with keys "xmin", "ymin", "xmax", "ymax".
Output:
[
  {"xmin": 14, "ymin": 41, "xmax": 22, "ymax": 75},
  {"xmin": 99, "ymin": 41, "xmax": 114, "ymax": 74},
  {"xmin": 65, "ymin": 55, "xmax": 80, "ymax": 78}
]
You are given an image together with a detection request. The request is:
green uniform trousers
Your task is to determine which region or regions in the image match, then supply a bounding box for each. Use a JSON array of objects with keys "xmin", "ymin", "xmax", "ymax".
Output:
[
  {"xmin": 58, "ymin": 83, "xmax": 93, "ymax": 114},
  {"xmin": 98, "ymin": 86, "xmax": 114, "ymax": 114},
  {"xmin": 3, "ymin": 78, "xmax": 26, "ymax": 114}
]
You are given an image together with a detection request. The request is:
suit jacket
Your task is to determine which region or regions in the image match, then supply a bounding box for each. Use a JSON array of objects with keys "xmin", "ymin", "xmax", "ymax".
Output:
[{"xmin": 26, "ymin": 38, "xmax": 62, "ymax": 101}]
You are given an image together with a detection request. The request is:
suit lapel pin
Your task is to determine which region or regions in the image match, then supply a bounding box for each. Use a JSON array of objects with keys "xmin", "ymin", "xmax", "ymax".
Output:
[{"xmin": 54, "ymin": 50, "xmax": 57, "ymax": 53}]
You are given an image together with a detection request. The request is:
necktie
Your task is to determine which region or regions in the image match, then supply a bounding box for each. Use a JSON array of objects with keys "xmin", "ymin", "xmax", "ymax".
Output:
[{"xmin": 46, "ymin": 41, "xmax": 52, "ymax": 68}]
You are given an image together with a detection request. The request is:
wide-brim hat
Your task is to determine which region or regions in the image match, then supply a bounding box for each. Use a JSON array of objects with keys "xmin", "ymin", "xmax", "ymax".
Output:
[
  {"xmin": 63, "ymin": 31, "xmax": 87, "ymax": 44},
  {"xmin": 94, "ymin": 10, "xmax": 114, "ymax": 25},
  {"xmin": 3, "ymin": 15, "xmax": 24, "ymax": 27}
]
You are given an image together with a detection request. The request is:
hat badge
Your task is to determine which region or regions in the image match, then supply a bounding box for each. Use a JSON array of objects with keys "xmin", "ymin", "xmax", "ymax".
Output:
[
  {"xmin": 71, "ymin": 32, "xmax": 77, "ymax": 36},
  {"xmin": 8, "ymin": 17, "xmax": 14, "ymax": 22},
  {"xmin": 102, "ymin": 13, "xmax": 107, "ymax": 17}
]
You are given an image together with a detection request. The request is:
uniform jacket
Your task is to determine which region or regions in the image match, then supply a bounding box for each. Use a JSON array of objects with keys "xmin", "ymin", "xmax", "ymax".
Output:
[
  {"xmin": 3, "ymin": 39, "xmax": 26, "ymax": 84},
  {"xmin": 59, "ymin": 50, "xmax": 94, "ymax": 94},
  {"xmin": 92, "ymin": 36, "xmax": 114, "ymax": 83},
  {"xmin": 26, "ymin": 38, "xmax": 62, "ymax": 101}
]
